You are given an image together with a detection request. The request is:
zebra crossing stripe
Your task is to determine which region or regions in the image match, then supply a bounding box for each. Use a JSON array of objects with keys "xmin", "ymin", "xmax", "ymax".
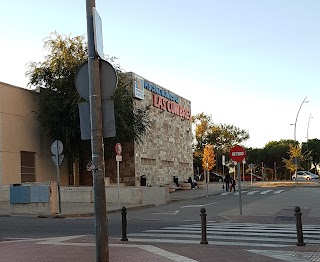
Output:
[
  {"xmin": 260, "ymin": 190, "xmax": 273, "ymax": 194},
  {"xmin": 247, "ymin": 191, "xmax": 259, "ymax": 195},
  {"xmin": 273, "ymin": 190, "xmax": 285, "ymax": 194},
  {"xmin": 125, "ymin": 238, "xmax": 291, "ymax": 247},
  {"xmin": 220, "ymin": 189, "xmax": 286, "ymax": 196},
  {"xmin": 126, "ymin": 222, "xmax": 320, "ymax": 247}
]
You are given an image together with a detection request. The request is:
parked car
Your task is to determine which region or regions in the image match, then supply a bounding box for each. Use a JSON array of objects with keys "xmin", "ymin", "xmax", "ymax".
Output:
[
  {"xmin": 199, "ymin": 172, "xmax": 224, "ymax": 182},
  {"xmin": 209, "ymin": 172, "xmax": 224, "ymax": 182},
  {"xmin": 292, "ymin": 171, "xmax": 319, "ymax": 181},
  {"xmin": 194, "ymin": 173, "xmax": 204, "ymax": 181},
  {"xmin": 240, "ymin": 174, "xmax": 263, "ymax": 181}
]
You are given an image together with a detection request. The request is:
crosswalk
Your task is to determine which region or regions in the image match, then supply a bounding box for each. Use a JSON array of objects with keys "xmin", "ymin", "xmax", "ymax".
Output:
[
  {"xmin": 221, "ymin": 189, "xmax": 286, "ymax": 196},
  {"xmin": 126, "ymin": 222, "xmax": 320, "ymax": 247}
]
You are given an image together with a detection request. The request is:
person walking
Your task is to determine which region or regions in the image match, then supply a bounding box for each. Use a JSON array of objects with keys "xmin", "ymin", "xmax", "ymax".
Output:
[
  {"xmin": 230, "ymin": 177, "xmax": 236, "ymax": 192},
  {"xmin": 224, "ymin": 173, "xmax": 231, "ymax": 191}
]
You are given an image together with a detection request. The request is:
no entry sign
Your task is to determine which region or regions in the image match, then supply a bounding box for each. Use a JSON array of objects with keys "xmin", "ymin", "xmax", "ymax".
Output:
[
  {"xmin": 115, "ymin": 143, "xmax": 122, "ymax": 155},
  {"xmin": 230, "ymin": 145, "xmax": 246, "ymax": 162}
]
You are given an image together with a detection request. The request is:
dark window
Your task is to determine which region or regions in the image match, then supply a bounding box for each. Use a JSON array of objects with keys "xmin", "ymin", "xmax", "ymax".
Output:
[{"xmin": 21, "ymin": 151, "xmax": 35, "ymax": 183}]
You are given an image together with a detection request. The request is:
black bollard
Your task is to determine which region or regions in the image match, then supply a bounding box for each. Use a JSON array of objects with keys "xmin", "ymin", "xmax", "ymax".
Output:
[
  {"xmin": 121, "ymin": 206, "xmax": 128, "ymax": 241},
  {"xmin": 200, "ymin": 207, "xmax": 208, "ymax": 244},
  {"xmin": 294, "ymin": 206, "xmax": 306, "ymax": 246}
]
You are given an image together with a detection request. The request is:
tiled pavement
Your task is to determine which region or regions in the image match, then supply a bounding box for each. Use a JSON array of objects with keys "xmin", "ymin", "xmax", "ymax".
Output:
[{"xmin": 2, "ymin": 234, "xmax": 320, "ymax": 262}]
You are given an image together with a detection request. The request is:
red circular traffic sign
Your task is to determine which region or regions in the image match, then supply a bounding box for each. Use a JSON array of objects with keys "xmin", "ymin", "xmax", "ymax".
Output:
[
  {"xmin": 115, "ymin": 143, "xmax": 122, "ymax": 155},
  {"xmin": 230, "ymin": 145, "xmax": 246, "ymax": 162}
]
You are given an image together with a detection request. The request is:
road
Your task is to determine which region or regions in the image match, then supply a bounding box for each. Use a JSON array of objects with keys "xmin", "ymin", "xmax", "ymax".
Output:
[{"xmin": 0, "ymin": 186, "xmax": 288, "ymax": 240}]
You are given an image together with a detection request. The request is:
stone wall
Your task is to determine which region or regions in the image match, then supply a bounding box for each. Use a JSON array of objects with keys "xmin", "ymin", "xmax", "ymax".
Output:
[{"xmin": 132, "ymin": 74, "xmax": 193, "ymax": 186}]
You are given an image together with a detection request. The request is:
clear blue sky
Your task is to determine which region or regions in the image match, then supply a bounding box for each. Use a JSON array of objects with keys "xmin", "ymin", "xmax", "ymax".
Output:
[{"xmin": 1, "ymin": 0, "xmax": 319, "ymax": 148}]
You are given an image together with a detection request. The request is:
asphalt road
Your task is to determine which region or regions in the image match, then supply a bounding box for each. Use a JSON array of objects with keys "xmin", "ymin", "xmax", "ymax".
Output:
[{"xmin": 0, "ymin": 186, "xmax": 288, "ymax": 240}]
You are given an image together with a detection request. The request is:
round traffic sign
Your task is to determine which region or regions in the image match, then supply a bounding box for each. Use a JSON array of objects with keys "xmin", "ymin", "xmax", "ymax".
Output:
[
  {"xmin": 51, "ymin": 140, "xmax": 63, "ymax": 155},
  {"xmin": 115, "ymin": 143, "xmax": 122, "ymax": 155},
  {"xmin": 230, "ymin": 145, "xmax": 246, "ymax": 162},
  {"xmin": 75, "ymin": 59, "xmax": 118, "ymax": 101}
]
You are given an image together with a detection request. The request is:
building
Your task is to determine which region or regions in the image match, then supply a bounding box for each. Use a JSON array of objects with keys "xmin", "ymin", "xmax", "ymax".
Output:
[
  {"xmin": 121, "ymin": 73, "xmax": 192, "ymax": 186},
  {"xmin": 0, "ymin": 82, "xmax": 61, "ymax": 187},
  {"xmin": 0, "ymin": 74, "xmax": 193, "ymax": 188}
]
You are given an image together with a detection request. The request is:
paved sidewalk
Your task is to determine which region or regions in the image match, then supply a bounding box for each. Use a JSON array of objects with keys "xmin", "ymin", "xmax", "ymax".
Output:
[{"xmin": 0, "ymin": 182, "xmax": 227, "ymax": 217}]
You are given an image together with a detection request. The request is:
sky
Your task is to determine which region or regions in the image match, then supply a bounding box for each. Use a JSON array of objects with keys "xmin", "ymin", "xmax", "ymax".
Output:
[{"xmin": 1, "ymin": 0, "xmax": 319, "ymax": 148}]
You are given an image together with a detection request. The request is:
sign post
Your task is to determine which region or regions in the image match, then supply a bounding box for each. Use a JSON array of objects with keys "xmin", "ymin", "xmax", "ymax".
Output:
[
  {"xmin": 230, "ymin": 145, "xmax": 247, "ymax": 215},
  {"xmin": 51, "ymin": 140, "xmax": 64, "ymax": 214},
  {"xmin": 115, "ymin": 143, "xmax": 122, "ymax": 206},
  {"xmin": 222, "ymin": 155, "xmax": 225, "ymax": 177},
  {"xmin": 242, "ymin": 159, "xmax": 246, "ymax": 188},
  {"xmin": 206, "ymin": 162, "xmax": 209, "ymax": 196},
  {"xmin": 249, "ymin": 163, "xmax": 255, "ymax": 186}
]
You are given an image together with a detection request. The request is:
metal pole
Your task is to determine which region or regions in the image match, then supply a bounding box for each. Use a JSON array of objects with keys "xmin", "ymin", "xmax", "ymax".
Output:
[
  {"xmin": 55, "ymin": 152, "xmax": 62, "ymax": 214},
  {"xmin": 294, "ymin": 206, "xmax": 306, "ymax": 246},
  {"xmin": 250, "ymin": 166, "xmax": 253, "ymax": 187},
  {"xmin": 206, "ymin": 162, "xmax": 209, "ymax": 196},
  {"xmin": 200, "ymin": 208, "xmax": 208, "ymax": 244},
  {"xmin": 117, "ymin": 160, "xmax": 120, "ymax": 206},
  {"xmin": 86, "ymin": 0, "xmax": 109, "ymax": 261},
  {"xmin": 242, "ymin": 160, "xmax": 245, "ymax": 188},
  {"xmin": 306, "ymin": 113, "xmax": 312, "ymax": 171},
  {"xmin": 293, "ymin": 96, "xmax": 308, "ymax": 189},
  {"xmin": 237, "ymin": 162, "xmax": 242, "ymax": 215},
  {"xmin": 121, "ymin": 207, "xmax": 128, "ymax": 241}
]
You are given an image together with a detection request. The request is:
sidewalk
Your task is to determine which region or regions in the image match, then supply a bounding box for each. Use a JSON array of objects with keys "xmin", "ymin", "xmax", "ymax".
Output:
[
  {"xmin": 0, "ymin": 183, "xmax": 226, "ymax": 217},
  {"xmin": 0, "ymin": 182, "xmax": 319, "ymax": 219}
]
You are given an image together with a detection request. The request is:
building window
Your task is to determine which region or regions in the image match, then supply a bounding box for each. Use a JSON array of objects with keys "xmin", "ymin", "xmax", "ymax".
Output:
[
  {"xmin": 141, "ymin": 158, "xmax": 156, "ymax": 165},
  {"xmin": 21, "ymin": 151, "xmax": 35, "ymax": 183}
]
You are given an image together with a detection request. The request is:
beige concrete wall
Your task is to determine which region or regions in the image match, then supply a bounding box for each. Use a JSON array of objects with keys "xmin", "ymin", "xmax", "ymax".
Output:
[
  {"xmin": 132, "ymin": 74, "xmax": 193, "ymax": 186},
  {"xmin": 0, "ymin": 82, "xmax": 67, "ymax": 186}
]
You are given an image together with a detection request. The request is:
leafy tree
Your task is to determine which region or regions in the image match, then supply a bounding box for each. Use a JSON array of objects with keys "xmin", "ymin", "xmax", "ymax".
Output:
[
  {"xmin": 302, "ymin": 138, "xmax": 320, "ymax": 174},
  {"xmin": 26, "ymin": 32, "xmax": 150, "ymax": 177},
  {"xmin": 283, "ymin": 144, "xmax": 304, "ymax": 174},
  {"xmin": 246, "ymin": 140, "xmax": 296, "ymax": 180},
  {"xmin": 26, "ymin": 32, "xmax": 86, "ymax": 163},
  {"xmin": 202, "ymin": 144, "xmax": 216, "ymax": 170},
  {"xmin": 192, "ymin": 112, "xmax": 249, "ymax": 173}
]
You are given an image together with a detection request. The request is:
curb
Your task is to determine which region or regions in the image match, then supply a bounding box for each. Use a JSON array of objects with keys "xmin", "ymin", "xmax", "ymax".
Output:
[{"xmin": 50, "ymin": 204, "xmax": 156, "ymax": 218}]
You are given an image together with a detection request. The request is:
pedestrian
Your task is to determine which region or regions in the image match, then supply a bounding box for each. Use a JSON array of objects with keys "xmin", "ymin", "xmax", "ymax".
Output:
[
  {"xmin": 224, "ymin": 173, "xmax": 231, "ymax": 191},
  {"xmin": 230, "ymin": 177, "xmax": 236, "ymax": 192}
]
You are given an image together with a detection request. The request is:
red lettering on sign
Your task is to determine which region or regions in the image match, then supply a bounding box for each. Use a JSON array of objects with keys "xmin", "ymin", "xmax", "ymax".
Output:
[
  {"xmin": 167, "ymin": 101, "xmax": 172, "ymax": 113},
  {"xmin": 153, "ymin": 94, "xmax": 160, "ymax": 108},
  {"xmin": 172, "ymin": 103, "xmax": 180, "ymax": 115},
  {"xmin": 152, "ymin": 94, "xmax": 191, "ymax": 120}
]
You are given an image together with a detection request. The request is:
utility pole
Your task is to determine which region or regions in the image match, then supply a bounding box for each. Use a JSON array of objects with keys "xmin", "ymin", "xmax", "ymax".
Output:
[{"xmin": 86, "ymin": 0, "xmax": 109, "ymax": 261}]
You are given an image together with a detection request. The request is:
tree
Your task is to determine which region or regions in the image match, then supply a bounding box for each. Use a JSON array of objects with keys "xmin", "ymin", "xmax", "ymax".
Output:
[
  {"xmin": 302, "ymin": 138, "xmax": 320, "ymax": 174},
  {"xmin": 192, "ymin": 112, "xmax": 249, "ymax": 173},
  {"xmin": 202, "ymin": 144, "xmax": 216, "ymax": 170},
  {"xmin": 26, "ymin": 32, "xmax": 87, "ymax": 164},
  {"xmin": 26, "ymin": 32, "xmax": 150, "ymax": 176},
  {"xmin": 283, "ymin": 144, "xmax": 304, "ymax": 175}
]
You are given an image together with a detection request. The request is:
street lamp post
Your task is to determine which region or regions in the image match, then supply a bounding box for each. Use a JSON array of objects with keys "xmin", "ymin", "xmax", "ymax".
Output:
[
  {"xmin": 306, "ymin": 113, "xmax": 313, "ymax": 171},
  {"xmin": 292, "ymin": 96, "xmax": 309, "ymax": 188}
]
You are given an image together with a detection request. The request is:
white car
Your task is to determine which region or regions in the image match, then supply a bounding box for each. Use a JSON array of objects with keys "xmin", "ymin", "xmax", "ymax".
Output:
[{"xmin": 292, "ymin": 171, "xmax": 319, "ymax": 181}]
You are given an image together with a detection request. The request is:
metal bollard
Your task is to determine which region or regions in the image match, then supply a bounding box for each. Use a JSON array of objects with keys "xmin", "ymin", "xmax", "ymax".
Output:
[
  {"xmin": 121, "ymin": 206, "xmax": 128, "ymax": 241},
  {"xmin": 294, "ymin": 206, "xmax": 306, "ymax": 246},
  {"xmin": 200, "ymin": 207, "xmax": 208, "ymax": 244}
]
